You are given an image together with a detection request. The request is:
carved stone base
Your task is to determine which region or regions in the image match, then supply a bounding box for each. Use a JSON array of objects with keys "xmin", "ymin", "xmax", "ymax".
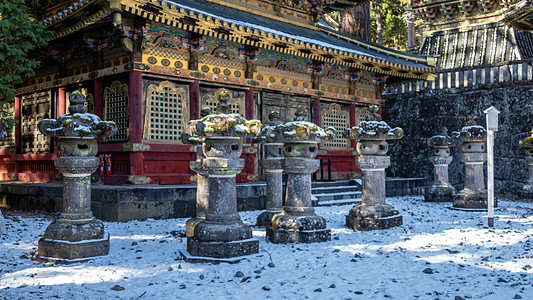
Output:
[
  {"xmin": 346, "ymin": 204, "xmax": 402, "ymax": 231},
  {"xmin": 256, "ymin": 211, "xmax": 280, "ymax": 227},
  {"xmin": 266, "ymin": 227, "xmax": 331, "ymax": 243},
  {"xmin": 36, "ymin": 219, "xmax": 109, "ymax": 263},
  {"xmin": 454, "ymin": 190, "xmax": 494, "ymax": 209},
  {"xmin": 185, "ymin": 218, "xmax": 205, "ymax": 237},
  {"xmin": 186, "ymin": 237, "xmax": 259, "ymax": 259},
  {"xmin": 267, "ymin": 213, "xmax": 330, "ymax": 243},
  {"xmin": 424, "ymin": 185, "xmax": 456, "ymax": 202}
]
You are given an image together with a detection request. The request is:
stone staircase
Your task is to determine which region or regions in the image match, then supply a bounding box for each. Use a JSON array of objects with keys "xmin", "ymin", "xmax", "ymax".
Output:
[{"xmin": 311, "ymin": 179, "xmax": 362, "ymax": 206}]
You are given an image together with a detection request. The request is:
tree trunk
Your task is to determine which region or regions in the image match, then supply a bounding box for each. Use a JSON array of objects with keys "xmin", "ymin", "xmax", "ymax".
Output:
[
  {"xmin": 374, "ymin": 0, "xmax": 383, "ymax": 45},
  {"xmin": 340, "ymin": 3, "xmax": 371, "ymax": 42}
]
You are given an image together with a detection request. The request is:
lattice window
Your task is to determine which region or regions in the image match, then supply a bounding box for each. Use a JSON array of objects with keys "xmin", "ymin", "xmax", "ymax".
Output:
[
  {"xmin": 0, "ymin": 103, "xmax": 15, "ymax": 148},
  {"xmin": 143, "ymin": 81, "xmax": 187, "ymax": 143},
  {"xmin": 202, "ymin": 88, "xmax": 243, "ymax": 115},
  {"xmin": 321, "ymin": 103, "xmax": 350, "ymax": 149},
  {"xmin": 355, "ymin": 106, "xmax": 370, "ymax": 124},
  {"xmin": 21, "ymin": 90, "xmax": 51, "ymax": 153},
  {"xmin": 104, "ymin": 81, "xmax": 129, "ymax": 141}
]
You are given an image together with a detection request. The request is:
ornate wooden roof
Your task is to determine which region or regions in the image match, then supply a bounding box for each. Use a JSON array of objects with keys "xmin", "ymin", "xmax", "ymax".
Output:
[
  {"xmin": 501, "ymin": 0, "xmax": 533, "ymax": 31},
  {"xmin": 37, "ymin": 0, "xmax": 437, "ymax": 81},
  {"xmin": 410, "ymin": 0, "xmax": 521, "ymax": 31}
]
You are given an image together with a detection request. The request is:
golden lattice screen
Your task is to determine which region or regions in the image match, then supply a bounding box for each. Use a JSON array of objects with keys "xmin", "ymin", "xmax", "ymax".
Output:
[
  {"xmin": 143, "ymin": 81, "xmax": 187, "ymax": 143},
  {"xmin": 104, "ymin": 81, "xmax": 129, "ymax": 142},
  {"xmin": 355, "ymin": 106, "xmax": 370, "ymax": 124},
  {"xmin": 201, "ymin": 88, "xmax": 243, "ymax": 115},
  {"xmin": 321, "ymin": 103, "xmax": 350, "ymax": 149}
]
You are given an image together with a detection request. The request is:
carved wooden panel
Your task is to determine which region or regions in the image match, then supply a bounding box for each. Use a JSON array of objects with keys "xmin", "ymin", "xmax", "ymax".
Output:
[
  {"xmin": 21, "ymin": 90, "xmax": 51, "ymax": 153},
  {"xmin": 0, "ymin": 103, "xmax": 15, "ymax": 148},
  {"xmin": 262, "ymin": 92, "xmax": 310, "ymax": 124}
]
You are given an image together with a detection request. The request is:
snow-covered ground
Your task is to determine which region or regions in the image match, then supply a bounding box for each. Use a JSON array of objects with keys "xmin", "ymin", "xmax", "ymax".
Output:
[{"xmin": 1, "ymin": 196, "xmax": 533, "ymax": 299}]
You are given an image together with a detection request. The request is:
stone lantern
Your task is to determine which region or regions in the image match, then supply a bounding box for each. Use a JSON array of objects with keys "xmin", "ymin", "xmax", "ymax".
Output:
[
  {"xmin": 424, "ymin": 128, "xmax": 457, "ymax": 202},
  {"xmin": 185, "ymin": 89, "xmax": 262, "ymax": 260},
  {"xmin": 453, "ymin": 116, "xmax": 487, "ymax": 209},
  {"xmin": 185, "ymin": 107, "xmax": 211, "ymax": 238},
  {"xmin": 255, "ymin": 111, "xmax": 284, "ymax": 227},
  {"xmin": 267, "ymin": 106, "xmax": 336, "ymax": 243},
  {"xmin": 345, "ymin": 105, "xmax": 403, "ymax": 231},
  {"xmin": 37, "ymin": 91, "xmax": 117, "ymax": 263},
  {"xmin": 519, "ymin": 130, "xmax": 533, "ymax": 199}
]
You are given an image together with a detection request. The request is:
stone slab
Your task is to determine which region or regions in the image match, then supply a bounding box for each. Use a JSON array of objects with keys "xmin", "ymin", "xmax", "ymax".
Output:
[
  {"xmin": 187, "ymin": 237, "xmax": 259, "ymax": 258},
  {"xmin": 36, "ymin": 234, "xmax": 109, "ymax": 264},
  {"xmin": 346, "ymin": 214, "xmax": 403, "ymax": 231},
  {"xmin": 266, "ymin": 228, "xmax": 331, "ymax": 243},
  {"xmin": 180, "ymin": 250, "xmax": 259, "ymax": 264}
]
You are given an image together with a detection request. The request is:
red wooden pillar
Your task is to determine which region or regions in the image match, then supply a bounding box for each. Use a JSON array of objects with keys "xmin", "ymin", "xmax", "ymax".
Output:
[
  {"xmin": 14, "ymin": 96, "xmax": 21, "ymax": 155},
  {"xmin": 244, "ymin": 87, "xmax": 255, "ymax": 178},
  {"xmin": 349, "ymin": 103, "xmax": 357, "ymax": 149},
  {"xmin": 129, "ymin": 71, "xmax": 143, "ymax": 175},
  {"xmin": 312, "ymin": 98, "xmax": 321, "ymax": 126},
  {"xmin": 245, "ymin": 87, "xmax": 254, "ymax": 120},
  {"xmin": 57, "ymin": 88, "xmax": 67, "ymax": 117},
  {"xmin": 189, "ymin": 80, "xmax": 200, "ymax": 120},
  {"xmin": 93, "ymin": 79, "xmax": 103, "ymax": 118}
]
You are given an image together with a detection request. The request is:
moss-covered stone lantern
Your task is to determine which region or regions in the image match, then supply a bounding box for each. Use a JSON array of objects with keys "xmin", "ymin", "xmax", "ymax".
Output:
[
  {"xmin": 453, "ymin": 116, "xmax": 487, "ymax": 209},
  {"xmin": 36, "ymin": 91, "xmax": 116, "ymax": 263},
  {"xmin": 267, "ymin": 106, "xmax": 336, "ymax": 243},
  {"xmin": 344, "ymin": 105, "xmax": 403, "ymax": 231},
  {"xmin": 185, "ymin": 89, "xmax": 262, "ymax": 261},
  {"xmin": 424, "ymin": 128, "xmax": 457, "ymax": 202},
  {"xmin": 255, "ymin": 111, "xmax": 284, "ymax": 227}
]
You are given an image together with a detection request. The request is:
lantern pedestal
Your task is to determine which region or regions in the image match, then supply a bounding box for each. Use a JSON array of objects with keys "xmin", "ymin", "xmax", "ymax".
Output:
[
  {"xmin": 267, "ymin": 152, "xmax": 331, "ymax": 243},
  {"xmin": 256, "ymin": 145, "xmax": 283, "ymax": 227},
  {"xmin": 346, "ymin": 155, "xmax": 402, "ymax": 231},
  {"xmin": 454, "ymin": 148, "xmax": 489, "ymax": 209},
  {"xmin": 425, "ymin": 155, "xmax": 456, "ymax": 202},
  {"xmin": 186, "ymin": 145, "xmax": 208, "ymax": 237},
  {"xmin": 37, "ymin": 157, "xmax": 109, "ymax": 263},
  {"xmin": 186, "ymin": 138, "xmax": 258, "ymax": 260}
]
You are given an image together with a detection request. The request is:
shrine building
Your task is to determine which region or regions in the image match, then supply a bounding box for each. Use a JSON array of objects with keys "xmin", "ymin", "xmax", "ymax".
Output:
[{"xmin": 2, "ymin": 0, "xmax": 436, "ymax": 186}]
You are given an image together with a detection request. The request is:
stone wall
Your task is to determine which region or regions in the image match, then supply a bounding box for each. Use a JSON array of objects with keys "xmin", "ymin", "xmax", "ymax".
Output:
[
  {"xmin": 382, "ymin": 84, "xmax": 533, "ymax": 195},
  {"xmin": 0, "ymin": 182, "xmax": 266, "ymax": 222}
]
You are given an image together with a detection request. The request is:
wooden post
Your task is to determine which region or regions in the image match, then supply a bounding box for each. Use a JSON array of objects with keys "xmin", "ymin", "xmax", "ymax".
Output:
[
  {"xmin": 58, "ymin": 88, "xmax": 67, "ymax": 117},
  {"xmin": 312, "ymin": 98, "xmax": 321, "ymax": 126},
  {"xmin": 189, "ymin": 80, "xmax": 200, "ymax": 120},
  {"xmin": 349, "ymin": 103, "xmax": 357, "ymax": 149},
  {"xmin": 245, "ymin": 87, "xmax": 254, "ymax": 120},
  {"xmin": 14, "ymin": 96, "xmax": 21, "ymax": 154},
  {"xmin": 93, "ymin": 79, "xmax": 103, "ymax": 118},
  {"xmin": 129, "ymin": 70, "xmax": 143, "ymax": 175},
  {"xmin": 484, "ymin": 106, "xmax": 500, "ymax": 228}
]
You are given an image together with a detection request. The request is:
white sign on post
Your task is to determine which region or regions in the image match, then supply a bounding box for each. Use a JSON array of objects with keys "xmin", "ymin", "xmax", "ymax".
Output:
[{"xmin": 484, "ymin": 106, "xmax": 499, "ymax": 228}]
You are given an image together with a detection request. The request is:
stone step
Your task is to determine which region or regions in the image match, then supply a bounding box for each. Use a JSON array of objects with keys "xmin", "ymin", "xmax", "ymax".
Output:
[
  {"xmin": 312, "ymin": 190, "xmax": 362, "ymax": 201},
  {"xmin": 313, "ymin": 198, "xmax": 361, "ymax": 207},
  {"xmin": 312, "ymin": 185, "xmax": 360, "ymax": 195},
  {"xmin": 311, "ymin": 180, "xmax": 358, "ymax": 188}
]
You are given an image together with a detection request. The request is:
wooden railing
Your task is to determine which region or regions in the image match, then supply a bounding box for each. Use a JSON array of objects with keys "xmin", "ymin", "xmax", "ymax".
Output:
[{"xmin": 384, "ymin": 59, "xmax": 533, "ymax": 95}]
